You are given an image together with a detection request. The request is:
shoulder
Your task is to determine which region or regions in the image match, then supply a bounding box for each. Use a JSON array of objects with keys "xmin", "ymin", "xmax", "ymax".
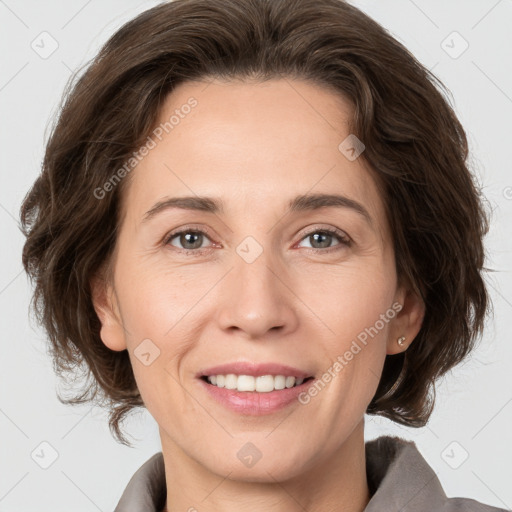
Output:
[
  {"xmin": 441, "ymin": 497, "xmax": 509, "ymax": 511},
  {"xmin": 364, "ymin": 435, "xmax": 509, "ymax": 512},
  {"xmin": 114, "ymin": 452, "xmax": 166, "ymax": 512}
]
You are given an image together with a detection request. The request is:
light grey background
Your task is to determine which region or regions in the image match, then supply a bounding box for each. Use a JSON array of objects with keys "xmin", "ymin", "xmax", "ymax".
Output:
[{"xmin": 1, "ymin": 0, "xmax": 511, "ymax": 510}]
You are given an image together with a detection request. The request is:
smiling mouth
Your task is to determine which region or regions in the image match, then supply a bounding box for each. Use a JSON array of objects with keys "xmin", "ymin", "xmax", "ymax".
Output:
[{"xmin": 200, "ymin": 374, "xmax": 315, "ymax": 393}]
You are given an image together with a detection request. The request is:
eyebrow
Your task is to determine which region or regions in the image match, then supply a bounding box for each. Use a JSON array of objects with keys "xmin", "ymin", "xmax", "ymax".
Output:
[{"xmin": 142, "ymin": 193, "xmax": 373, "ymax": 226}]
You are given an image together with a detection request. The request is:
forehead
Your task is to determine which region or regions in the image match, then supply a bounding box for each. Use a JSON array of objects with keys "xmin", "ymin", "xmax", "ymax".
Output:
[{"xmin": 121, "ymin": 78, "xmax": 386, "ymax": 231}]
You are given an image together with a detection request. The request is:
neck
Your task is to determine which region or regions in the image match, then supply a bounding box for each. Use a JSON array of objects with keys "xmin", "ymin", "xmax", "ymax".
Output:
[{"xmin": 160, "ymin": 420, "xmax": 370, "ymax": 512}]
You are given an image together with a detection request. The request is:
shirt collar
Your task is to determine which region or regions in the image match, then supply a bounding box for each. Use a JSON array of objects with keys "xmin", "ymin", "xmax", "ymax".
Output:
[{"xmin": 364, "ymin": 435, "xmax": 446, "ymax": 511}]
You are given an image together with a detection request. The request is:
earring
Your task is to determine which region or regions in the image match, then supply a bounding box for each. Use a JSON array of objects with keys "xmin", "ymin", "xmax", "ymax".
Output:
[{"xmin": 397, "ymin": 336, "xmax": 406, "ymax": 347}]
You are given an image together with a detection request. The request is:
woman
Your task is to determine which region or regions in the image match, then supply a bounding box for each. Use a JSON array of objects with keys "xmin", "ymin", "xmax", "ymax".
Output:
[{"xmin": 19, "ymin": 0, "xmax": 507, "ymax": 511}]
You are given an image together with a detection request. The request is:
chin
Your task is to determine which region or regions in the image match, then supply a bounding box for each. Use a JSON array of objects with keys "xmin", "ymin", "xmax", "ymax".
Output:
[
  {"xmin": 214, "ymin": 459, "xmax": 310, "ymax": 484},
  {"xmin": 195, "ymin": 440, "xmax": 317, "ymax": 483}
]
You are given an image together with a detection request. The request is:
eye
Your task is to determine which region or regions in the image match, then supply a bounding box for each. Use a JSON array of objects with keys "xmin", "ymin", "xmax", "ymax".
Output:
[
  {"xmin": 164, "ymin": 227, "xmax": 213, "ymax": 252},
  {"xmin": 296, "ymin": 227, "xmax": 351, "ymax": 253}
]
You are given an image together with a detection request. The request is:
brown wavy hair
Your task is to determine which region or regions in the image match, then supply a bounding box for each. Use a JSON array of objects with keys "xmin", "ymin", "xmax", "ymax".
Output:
[{"xmin": 20, "ymin": 0, "xmax": 491, "ymax": 446}]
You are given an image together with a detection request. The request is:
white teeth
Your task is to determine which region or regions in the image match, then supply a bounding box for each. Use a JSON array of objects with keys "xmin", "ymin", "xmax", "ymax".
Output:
[
  {"xmin": 205, "ymin": 374, "xmax": 308, "ymax": 392},
  {"xmin": 238, "ymin": 375, "xmax": 256, "ymax": 391},
  {"xmin": 225, "ymin": 374, "xmax": 238, "ymax": 389},
  {"xmin": 274, "ymin": 375, "xmax": 286, "ymax": 390}
]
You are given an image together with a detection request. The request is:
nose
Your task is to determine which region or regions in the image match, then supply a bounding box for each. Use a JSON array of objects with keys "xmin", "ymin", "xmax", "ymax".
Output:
[{"xmin": 215, "ymin": 247, "xmax": 299, "ymax": 340}]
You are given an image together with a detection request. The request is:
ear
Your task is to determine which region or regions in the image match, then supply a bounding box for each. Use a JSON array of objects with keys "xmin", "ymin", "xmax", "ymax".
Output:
[
  {"xmin": 90, "ymin": 271, "xmax": 127, "ymax": 352},
  {"xmin": 386, "ymin": 284, "xmax": 425, "ymax": 355}
]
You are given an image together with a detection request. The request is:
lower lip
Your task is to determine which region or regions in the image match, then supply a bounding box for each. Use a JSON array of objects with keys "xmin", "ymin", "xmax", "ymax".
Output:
[{"xmin": 197, "ymin": 377, "xmax": 316, "ymax": 415}]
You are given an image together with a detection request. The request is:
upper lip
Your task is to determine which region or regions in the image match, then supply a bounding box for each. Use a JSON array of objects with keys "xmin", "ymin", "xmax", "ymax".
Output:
[{"xmin": 197, "ymin": 362, "xmax": 313, "ymax": 379}]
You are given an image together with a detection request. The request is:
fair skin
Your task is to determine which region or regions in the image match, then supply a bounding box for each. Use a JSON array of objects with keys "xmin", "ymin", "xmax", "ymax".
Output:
[{"xmin": 91, "ymin": 78, "xmax": 424, "ymax": 512}]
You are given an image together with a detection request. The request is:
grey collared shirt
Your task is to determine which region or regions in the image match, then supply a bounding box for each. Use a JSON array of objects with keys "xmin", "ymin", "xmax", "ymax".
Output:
[{"xmin": 114, "ymin": 435, "xmax": 509, "ymax": 512}]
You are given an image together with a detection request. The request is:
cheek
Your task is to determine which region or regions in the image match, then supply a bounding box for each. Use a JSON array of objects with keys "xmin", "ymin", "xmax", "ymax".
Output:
[
  {"xmin": 305, "ymin": 259, "xmax": 396, "ymax": 334},
  {"xmin": 311, "ymin": 268, "xmax": 394, "ymax": 409},
  {"xmin": 302, "ymin": 263, "xmax": 396, "ymax": 400},
  {"xmin": 111, "ymin": 261, "xmax": 200, "ymax": 404},
  {"xmin": 114, "ymin": 255, "xmax": 199, "ymax": 338}
]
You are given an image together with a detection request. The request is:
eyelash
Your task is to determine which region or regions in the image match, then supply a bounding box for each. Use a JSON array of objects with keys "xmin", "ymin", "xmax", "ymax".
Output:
[{"xmin": 163, "ymin": 225, "xmax": 351, "ymax": 255}]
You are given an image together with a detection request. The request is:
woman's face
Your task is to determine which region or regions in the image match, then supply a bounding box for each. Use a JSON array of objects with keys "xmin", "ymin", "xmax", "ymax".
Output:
[{"xmin": 93, "ymin": 78, "xmax": 423, "ymax": 480}]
